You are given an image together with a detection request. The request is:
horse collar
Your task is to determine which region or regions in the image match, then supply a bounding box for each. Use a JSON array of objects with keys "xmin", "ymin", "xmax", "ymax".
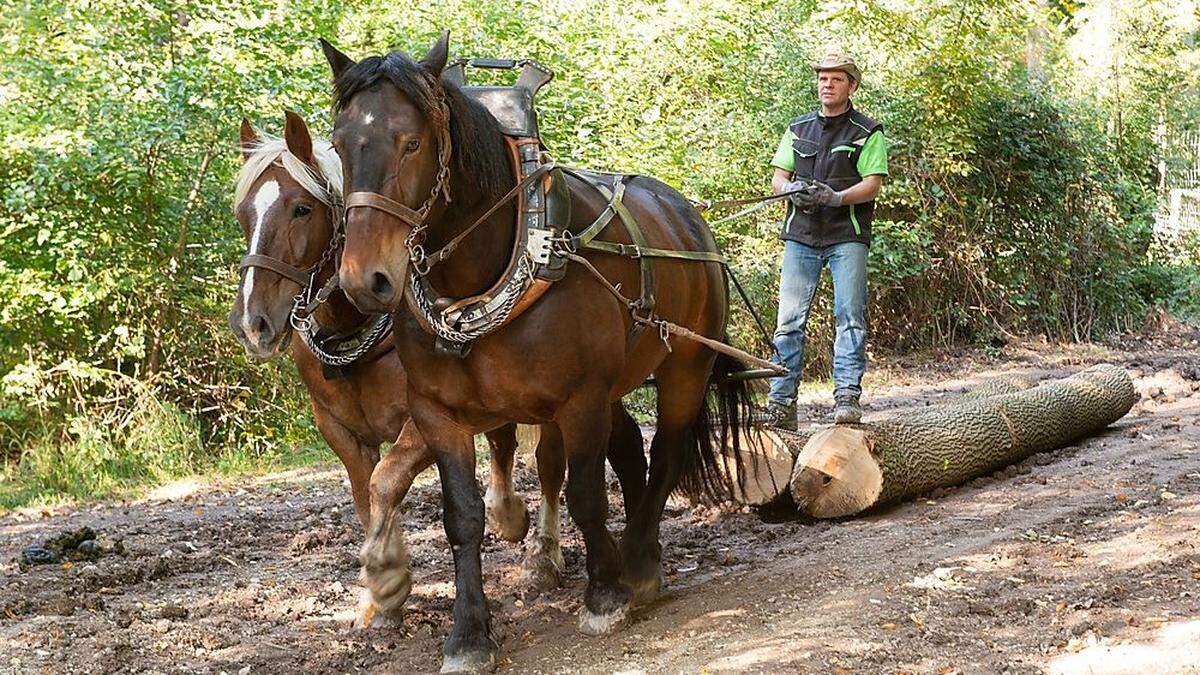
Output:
[{"xmin": 404, "ymin": 137, "xmax": 569, "ymax": 356}]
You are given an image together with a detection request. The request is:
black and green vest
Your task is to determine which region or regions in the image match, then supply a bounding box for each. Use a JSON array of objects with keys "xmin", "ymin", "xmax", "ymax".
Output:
[{"xmin": 783, "ymin": 102, "xmax": 882, "ymax": 247}]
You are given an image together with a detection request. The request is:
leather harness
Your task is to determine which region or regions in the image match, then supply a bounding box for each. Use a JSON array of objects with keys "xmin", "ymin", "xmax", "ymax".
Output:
[{"xmin": 247, "ymin": 58, "xmax": 783, "ymax": 376}]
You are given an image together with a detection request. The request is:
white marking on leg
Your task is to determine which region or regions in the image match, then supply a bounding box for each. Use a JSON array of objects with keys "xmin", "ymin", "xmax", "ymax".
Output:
[
  {"xmin": 240, "ymin": 179, "xmax": 280, "ymax": 328},
  {"xmin": 537, "ymin": 496, "xmax": 560, "ymax": 544},
  {"xmin": 536, "ymin": 495, "xmax": 564, "ymax": 571}
]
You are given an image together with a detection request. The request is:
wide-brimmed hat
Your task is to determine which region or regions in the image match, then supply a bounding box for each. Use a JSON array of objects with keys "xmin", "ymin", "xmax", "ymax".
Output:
[{"xmin": 812, "ymin": 51, "xmax": 861, "ymax": 83}]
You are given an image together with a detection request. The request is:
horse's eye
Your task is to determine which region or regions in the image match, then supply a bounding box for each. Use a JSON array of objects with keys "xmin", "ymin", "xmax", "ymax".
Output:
[
  {"xmin": 293, "ymin": 204, "xmax": 312, "ymax": 219},
  {"xmin": 405, "ymin": 139, "xmax": 420, "ymax": 153}
]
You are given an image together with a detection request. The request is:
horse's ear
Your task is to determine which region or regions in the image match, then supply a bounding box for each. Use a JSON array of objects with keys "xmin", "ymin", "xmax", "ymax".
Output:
[
  {"xmin": 239, "ymin": 117, "xmax": 258, "ymax": 162},
  {"xmin": 419, "ymin": 30, "xmax": 450, "ymax": 75},
  {"xmin": 320, "ymin": 38, "xmax": 355, "ymax": 80},
  {"xmin": 283, "ymin": 110, "xmax": 315, "ymax": 166}
]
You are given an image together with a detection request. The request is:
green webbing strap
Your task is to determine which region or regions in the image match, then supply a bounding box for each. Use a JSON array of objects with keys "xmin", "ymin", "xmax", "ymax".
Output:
[
  {"xmin": 608, "ymin": 182, "xmax": 657, "ymax": 310},
  {"xmin": 563, "ymin": 168, "xmax": 731, "ymax": 315},
  {"xmin": 572, "ymin": 178, "xmax": 623, "ymax": 248}
]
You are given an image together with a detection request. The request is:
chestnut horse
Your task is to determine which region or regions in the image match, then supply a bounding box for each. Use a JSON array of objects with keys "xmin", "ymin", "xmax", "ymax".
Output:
[
  {"xmin": 228, "ymin": 111, "xmax": 568, "ymax": 625},
  {"xmin": 322, "ymin": 33, "xmax": 756, "ymax": 672}
]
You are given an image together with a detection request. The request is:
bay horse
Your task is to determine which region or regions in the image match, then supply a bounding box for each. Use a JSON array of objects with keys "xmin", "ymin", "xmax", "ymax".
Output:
[
  {"xmin": 321, "ymin": 32, "xmax": 755, "ymax": 672},
  {"xmin": 227, "ymin": 111, "xmax": 570, "ymax": 625}
]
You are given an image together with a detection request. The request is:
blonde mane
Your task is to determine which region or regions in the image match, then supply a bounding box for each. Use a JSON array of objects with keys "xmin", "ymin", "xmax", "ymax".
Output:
[{"xmin": 232, "ymin": 134, "xmax": 343, "ymax": 214}]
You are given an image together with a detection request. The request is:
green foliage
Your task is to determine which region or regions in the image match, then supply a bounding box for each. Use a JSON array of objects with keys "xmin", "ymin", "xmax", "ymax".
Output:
[{"xmin": 0, "ymin": 0, "xmax": 1196, "ymax": 505}]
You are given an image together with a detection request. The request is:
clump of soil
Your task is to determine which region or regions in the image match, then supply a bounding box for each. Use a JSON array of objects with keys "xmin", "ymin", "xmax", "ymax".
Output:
[{"xmin": 17, "ymin": 526, "xmax": 123, "ymax": 569}]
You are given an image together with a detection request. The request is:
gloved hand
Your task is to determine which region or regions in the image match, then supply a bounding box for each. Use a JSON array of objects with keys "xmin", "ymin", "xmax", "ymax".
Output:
[
  {"xmin": 784, "ymin": 180, "xmax": 812, "ymax": 207},
  {"xmin": 807, "ymin": 180, "xmax": 843, "ymax": 208}
]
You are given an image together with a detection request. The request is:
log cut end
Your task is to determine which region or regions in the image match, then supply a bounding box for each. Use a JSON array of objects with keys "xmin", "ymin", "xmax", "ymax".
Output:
[{"xmin": 789, "ymin": 427, "xmax": 882, "ymax": 518}]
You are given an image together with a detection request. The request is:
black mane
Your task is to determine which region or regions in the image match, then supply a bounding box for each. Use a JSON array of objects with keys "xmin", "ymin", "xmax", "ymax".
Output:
[{"xmin": 332, "ymin": 50, "xmax": 512, "ymax": 199}]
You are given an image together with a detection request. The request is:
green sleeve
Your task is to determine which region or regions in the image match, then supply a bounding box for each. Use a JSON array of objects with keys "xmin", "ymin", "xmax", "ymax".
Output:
[
  {"xmin": 770, "ymin": 129, "xmax": 794, "ymax": 172},
  {"xmin": 856, "ymin": 129, "xmax": 888, "ymax": 176}
]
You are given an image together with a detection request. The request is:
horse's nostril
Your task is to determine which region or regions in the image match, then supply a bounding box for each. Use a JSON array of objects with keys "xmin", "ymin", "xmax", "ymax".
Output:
[
  {"xmin": 370, "ymin": 271, "xmax": 394, "ymax": 300},
  {"xmin": 253, "ymin": 315, "xmax": 271, "ymax": 337}
]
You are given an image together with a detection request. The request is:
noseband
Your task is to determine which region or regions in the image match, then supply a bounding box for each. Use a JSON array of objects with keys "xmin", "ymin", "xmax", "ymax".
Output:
[{"xmin": 342, "ymin": 97, "xmax": 455, "ymax": 276}]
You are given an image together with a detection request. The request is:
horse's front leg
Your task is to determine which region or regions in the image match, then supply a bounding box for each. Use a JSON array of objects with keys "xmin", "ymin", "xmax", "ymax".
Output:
[
  {"xmin": 411, "ymin": 396, "xmax": 496, "ymax": 674},
  {"xmin": 558, "ymin": 391, "xmax": 632, "ymax": 635},
  {"xmin": 358, "ymin": 419, "xmax": 434, "ymax": 628}
]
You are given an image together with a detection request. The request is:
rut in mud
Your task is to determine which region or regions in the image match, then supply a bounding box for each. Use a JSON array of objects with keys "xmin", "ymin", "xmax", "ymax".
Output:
[{"xmin": 2, "ymin": 327, "xmax": 1199, "ymax": 674}]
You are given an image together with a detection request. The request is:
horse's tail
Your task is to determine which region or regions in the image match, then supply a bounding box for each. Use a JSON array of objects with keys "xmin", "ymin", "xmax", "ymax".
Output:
[{"xmin": 677, "ymin": 351, "xmax": 764, "ymax": 504}]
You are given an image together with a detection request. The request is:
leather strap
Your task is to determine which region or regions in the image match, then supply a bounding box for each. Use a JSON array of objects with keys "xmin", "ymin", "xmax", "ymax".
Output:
[
  {"xmin": 239, "ymin": 254, "xmax": 310, "ymax": 286},
  {"xmin": 344, "ymin": 191, "xmax": 425, "ymax": 228},
  {"xmin": 582, "ymin": 240, "xmax": 727, "ymax": 263},
  {"xmin": 423, "ymin": 161, "xmax": 556, "ymax": 269}
]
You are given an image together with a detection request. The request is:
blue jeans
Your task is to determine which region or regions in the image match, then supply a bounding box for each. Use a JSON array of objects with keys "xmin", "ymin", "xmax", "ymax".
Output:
[{"xmin": 768, "ymin": 240, "xmax": 868, "ymax": 406}]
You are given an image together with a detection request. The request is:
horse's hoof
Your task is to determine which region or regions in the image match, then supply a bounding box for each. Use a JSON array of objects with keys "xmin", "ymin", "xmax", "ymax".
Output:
[
  {"xmin": 578, "ymin": 603, "xmax": 629, "ymax": 636},
  {"xmin": 360, "ymin": 514, "xmax": 413, "ymax": 615},
  {"xmin": 485, "ymin": 494, "xmax": 531, "ymax": 543},
  {"xmin": 522, "ymin": 537, "xmax": 564, "ymax": 592},
  {"xmin": 440, "ymin": 648, "xmax": 497, "ymax": 674},
  {"xmin": 354, "ymin": 590, "xmax": 404, "ymax": 629},
  {"xmin": 626, "ymin": 572, "xmax": 663, "ymax": 607},
  {"xmin": 524, "ymin": 555, "xmax": 563, "ymax": 592}
]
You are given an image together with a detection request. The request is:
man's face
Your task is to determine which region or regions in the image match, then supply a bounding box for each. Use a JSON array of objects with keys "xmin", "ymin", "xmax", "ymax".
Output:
[{"xmin": 817, "ymin": 70, "xmax": 856, "ymax": 109}]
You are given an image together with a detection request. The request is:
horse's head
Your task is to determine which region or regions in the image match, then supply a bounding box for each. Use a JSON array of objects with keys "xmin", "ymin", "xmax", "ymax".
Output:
[
  {"xmin": 321, "ymin": 34, "xmax": 455, "ymax": 313},
  {"xmin": 324, "ymin": 32, "xmax": 513, "ymax": 315},
  {"xmin": 229, "ymin": 111, "xmax": 344, "ymax": 360}
]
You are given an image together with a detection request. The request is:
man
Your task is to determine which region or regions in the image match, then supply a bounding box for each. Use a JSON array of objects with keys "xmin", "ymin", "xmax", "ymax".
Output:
[{"xmin": 763, "ymin": 50, "xmax": 888, "ymax": 431}]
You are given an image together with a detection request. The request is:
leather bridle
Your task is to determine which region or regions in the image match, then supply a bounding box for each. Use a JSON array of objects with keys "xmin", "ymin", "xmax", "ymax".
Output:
[
  {"xmin": 237, "ymin": 160, "xmax": 345, "ymax": 322},
  {"xmin": 342, "ymin": 96, "xmax": 455, "ymax": 276}
]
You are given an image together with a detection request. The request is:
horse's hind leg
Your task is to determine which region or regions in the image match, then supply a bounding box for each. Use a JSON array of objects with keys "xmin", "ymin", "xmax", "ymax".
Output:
[
  {"xmin": 524, "ymin": 404, "xmax": 643, "ymax": 592},
  {"xmin": 558, "ymin": 392, "xmax": 633, "ymax": 635},
  {"xmin": 620, "ymin": 350, "xmax": 714, "ymax": 606},
  {"xmin": 524, "ymin": 423, "xmax": 566, "ymax": 590},
  {"xmin": 357, "ymin": 419, "xmax": 434, "ymax": 628},
  {"xmin": 482, "ymin": 423, "xmax": 530, "ymax": 542},
  {"xmin": 607, "ymin": 401, "xmax": 647, "ymax": 524}
]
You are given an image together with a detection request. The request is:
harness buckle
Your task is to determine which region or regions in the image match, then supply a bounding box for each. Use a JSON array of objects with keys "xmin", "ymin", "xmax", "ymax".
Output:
[
  {"xmin": 527, "ymin": 227, "xmax": 553, "ymax": 265},
  {"xmin": 620, "ymin": 243, "xmax": 642, "ymax": 259}
]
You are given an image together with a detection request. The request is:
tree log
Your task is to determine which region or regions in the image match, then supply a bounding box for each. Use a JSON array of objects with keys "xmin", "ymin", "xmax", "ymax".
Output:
[{"xmin": 788, "ymin": 365, "xmax": 1137, "ymax": 518}]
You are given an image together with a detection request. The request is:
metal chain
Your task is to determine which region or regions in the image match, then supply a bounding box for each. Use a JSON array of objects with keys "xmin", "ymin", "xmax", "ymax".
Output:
[
  {"xmin": 297, "ymin": 312, "xmax": 393, "ymax": 367},
  {"xmin": 405, "ymin": 98, "xmax": 455, "ymax": 280},
  {"xmin": 407, "ymin": 254, "xmax": 533, "ymax": 345}
]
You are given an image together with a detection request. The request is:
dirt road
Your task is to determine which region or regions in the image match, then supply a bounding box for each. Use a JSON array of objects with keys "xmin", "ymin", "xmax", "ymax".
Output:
[{"xmin": 3, "ymin": 328, "xmax": 1199, "ymax": 674}]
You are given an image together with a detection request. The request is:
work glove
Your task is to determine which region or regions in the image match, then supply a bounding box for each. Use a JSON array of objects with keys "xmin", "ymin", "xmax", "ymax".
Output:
[
  {"xmin": 784, "ymin": 180, "xmax": 812, "ymax": 207},
  {"xmin": 807, "ymin": 181, "xmax": 843, "ymax": 208}
]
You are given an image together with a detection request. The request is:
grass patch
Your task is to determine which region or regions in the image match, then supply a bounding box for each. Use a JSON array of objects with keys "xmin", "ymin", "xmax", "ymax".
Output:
[{"xmin": 0, "ymin": 361, "xmax": 328, "ymax": 513}]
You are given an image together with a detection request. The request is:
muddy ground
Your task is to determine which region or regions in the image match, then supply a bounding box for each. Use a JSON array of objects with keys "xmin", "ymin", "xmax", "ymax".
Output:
[{"xmin": 2, "ymin": 325, "xmax": 1200, "ymax": 674}]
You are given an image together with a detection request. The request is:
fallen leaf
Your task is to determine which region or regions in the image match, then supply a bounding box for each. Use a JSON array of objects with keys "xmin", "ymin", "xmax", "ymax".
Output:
[
  {"xmin": 881, "ymin": 622, "xmax": 897, "ymax": 630},
  {"xmin": 1115, "ymin": 494, "xmax": 1128, "ymax": 502}
]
